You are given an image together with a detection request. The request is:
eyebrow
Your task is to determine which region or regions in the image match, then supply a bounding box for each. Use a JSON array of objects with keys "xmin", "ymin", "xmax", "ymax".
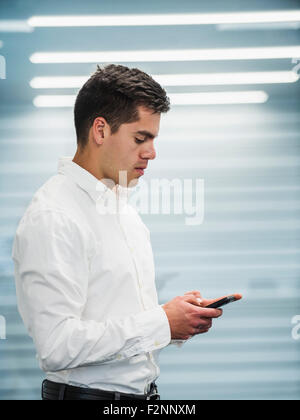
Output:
[{"xmin": 134, "ymin": 130, "xmax": 158, "ymax": 139}]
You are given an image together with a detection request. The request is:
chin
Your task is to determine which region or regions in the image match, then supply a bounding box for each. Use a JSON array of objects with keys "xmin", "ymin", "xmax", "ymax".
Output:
[{"xmin": 127, "ymin": 177, "xmax": 139, "ymax": 188}]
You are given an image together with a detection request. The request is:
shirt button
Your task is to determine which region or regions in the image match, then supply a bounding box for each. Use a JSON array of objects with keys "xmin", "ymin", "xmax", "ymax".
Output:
[
  {"xmin": 117, "ymin": 354, "xmax": 122, "ymax": 360},
  {"xmin": 154, "ymin": 341, "xmax": 160, "ymax": 347}
]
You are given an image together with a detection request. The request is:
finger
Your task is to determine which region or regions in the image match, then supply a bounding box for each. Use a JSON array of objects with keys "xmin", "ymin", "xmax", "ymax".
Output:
[
  {"xmin": 195, "ymin": 307, "xmax": 223, "ymax": 318},
  {"xmin": 182, "ymin": 335, "xmax": 192, "ymax": 340},
  {"xmin": 184, "ymin": 292, "xmax": 203, "ymax": 305},
  {"xmin": 184, "ymin": 290, "xmax": 202, "ymax": 300},
  {"xmin": 202, "ymin": 318, "xmax": 212, "ymax": 329},
  {"xmin": 192, "ymin": 318, "xmax": 212, "ymax": 329},
  {"xmin": 193, "ymin": 326, "xmax": 210, "ymax": 335},
  {"xmin": 182, "ymin": 295, "xmax": 202, "ymax": 306},
  {"xmin": 198, "ymin": 328, "xmax": 210, "ymax": 335}
]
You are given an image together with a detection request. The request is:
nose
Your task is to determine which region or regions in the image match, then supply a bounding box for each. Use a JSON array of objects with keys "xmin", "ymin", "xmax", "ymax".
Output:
[{"xmin": 140, "ymin": 141, "xmax": 156, "ymax": 160}]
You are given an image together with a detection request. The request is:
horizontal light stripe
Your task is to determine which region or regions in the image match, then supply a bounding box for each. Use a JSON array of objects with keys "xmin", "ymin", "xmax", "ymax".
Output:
[
  {"xmin": 27, "ymin": 11, "xmax": 300, "ymax": 27},
  {"xmin": 0, "ymin": 155, "xmax": 298, "ymax": 172},
  {"xmin": 30, "ymin": 71, "xmax": 299, "ymax": 88},
  {"xmin": 217, "ymin": 22, "xmax": 300, "ymax": 31},
  {"xmin": 157, "ymin": 249, "xmax": 300, "ymax": 257},
  {"xmin": 33, "ymin": 95, "xmax": 75, "ymax": 107},
  {"xmin": 30, "ymin": 76, "xmax": 87, "ymax": 88},
  {"xmin": 0, "ymin": 20, "xmax": 33, "ymax": 32},
  {"xmin": 1, "ymin": 185, "xmax": 299, "ymax": 198},
  {"xmin": 151, "ymin": 72, "xmax": 298, "ymax": 86},
  {"xmin": 2, "ymin": 201, "xmax": 299, "ymax": 218},
  {"xmin": 29, "ymin": 46, "xmax": 300, "ymax": 63},
  {"xmin": 169, "ymin": 91, "xmax": 268, "ymax": 105},
  {"xmin": 33, "ymin": 91, "xmax": 268, "ymax": 107}
]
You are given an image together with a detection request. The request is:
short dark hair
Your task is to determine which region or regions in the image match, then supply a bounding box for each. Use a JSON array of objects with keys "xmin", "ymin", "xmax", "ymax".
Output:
[{"xmin": 74, "ymin": 64, "xmax": 170, "ymax": 149}]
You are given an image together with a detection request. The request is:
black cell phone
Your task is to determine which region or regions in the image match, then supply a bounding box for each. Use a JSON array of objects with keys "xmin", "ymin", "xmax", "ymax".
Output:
[{"xmin": 205, "ymin": 295, "xmax": 241, "ymax": 309}]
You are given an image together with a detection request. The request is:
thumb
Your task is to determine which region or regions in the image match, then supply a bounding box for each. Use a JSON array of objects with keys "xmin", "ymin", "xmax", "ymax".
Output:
[{"xmin": 182, "ymin": 294, "xmax": 202, "ymax": 306}]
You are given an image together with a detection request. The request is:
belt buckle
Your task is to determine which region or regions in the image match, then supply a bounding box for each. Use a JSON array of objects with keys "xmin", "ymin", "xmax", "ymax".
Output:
[
  {"xmin": 148, "ymin": 393, "xmax": 160, "ymax": 400},
  {"xmin": 146, "ymin": 384, "xmax": 160, "ymax": 400}
]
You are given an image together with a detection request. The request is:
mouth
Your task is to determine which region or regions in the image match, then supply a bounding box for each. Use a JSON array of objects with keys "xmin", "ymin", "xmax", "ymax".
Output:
[
  {"xmin": 134, "ymin": 165, "xmax": 147, "ymax": 176},
  {"xmin": 135, "ymin": 168, "xmax": 145, "ymax": 176}
]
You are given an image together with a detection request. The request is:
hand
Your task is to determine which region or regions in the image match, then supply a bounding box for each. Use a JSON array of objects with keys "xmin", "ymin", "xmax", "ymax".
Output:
[
  {"xmin": 162, "ymin": 293, "xmax": 222, "ymax": 340},
  {"xmin": 183, "ymin": 290, "xmax": 224, "ymax": 336}
]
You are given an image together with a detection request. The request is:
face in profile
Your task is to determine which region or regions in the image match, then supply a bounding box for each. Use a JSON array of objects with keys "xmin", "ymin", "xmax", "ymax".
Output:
[{"xmin": 100, "ymin": 106, "xmax": 160, "ymax": 188}]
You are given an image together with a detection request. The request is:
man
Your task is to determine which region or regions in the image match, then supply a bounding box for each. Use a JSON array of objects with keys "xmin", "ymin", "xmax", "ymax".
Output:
[{"xmin": 12, "ymin": 64, "xmax": 222, "ymax": 400}]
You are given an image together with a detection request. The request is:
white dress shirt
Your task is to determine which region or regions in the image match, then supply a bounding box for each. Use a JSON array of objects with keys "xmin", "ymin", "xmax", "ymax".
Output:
[{"xmin": 12, "ymin": 156, "xmax": 174, "ymax": 395}]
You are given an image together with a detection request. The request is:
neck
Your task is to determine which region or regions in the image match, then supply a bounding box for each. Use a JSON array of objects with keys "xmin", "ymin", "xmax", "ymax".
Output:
[
  {"xmin": 72, "ymin": 148, "xmax": 119, "ymax": 192},
  {"xmin": 72, "ymin": 148, "xmax": 105, "ymax": 182}
]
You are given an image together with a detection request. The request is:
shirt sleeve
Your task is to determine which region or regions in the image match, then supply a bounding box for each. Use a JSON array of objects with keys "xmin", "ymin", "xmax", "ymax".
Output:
[{"xmin": 12, "ymin": 209, "xmax": 171, "ymax": 373}]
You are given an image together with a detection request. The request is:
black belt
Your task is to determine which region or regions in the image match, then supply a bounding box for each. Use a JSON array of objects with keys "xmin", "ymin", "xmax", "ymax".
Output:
[{"xmin": 42, "ymin": 379, "xmax": 160, "ymax": 400}]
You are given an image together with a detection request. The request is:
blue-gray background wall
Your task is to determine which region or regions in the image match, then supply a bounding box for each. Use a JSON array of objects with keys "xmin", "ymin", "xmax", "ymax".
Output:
[{"xmin": 0, "ymin": 0, "xmax": 300, "ymax": 400}]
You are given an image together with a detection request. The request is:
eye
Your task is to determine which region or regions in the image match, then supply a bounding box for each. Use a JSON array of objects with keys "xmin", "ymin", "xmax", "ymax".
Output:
[{"xmin": 135, "ymin": 137, "xmax": 146, "ymax": 144}]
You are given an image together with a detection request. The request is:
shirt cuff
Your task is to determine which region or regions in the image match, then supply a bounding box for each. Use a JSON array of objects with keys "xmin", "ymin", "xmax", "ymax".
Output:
[{"xmin": 137, "ymin": 305, "xmax": 171, "ymax": 353}]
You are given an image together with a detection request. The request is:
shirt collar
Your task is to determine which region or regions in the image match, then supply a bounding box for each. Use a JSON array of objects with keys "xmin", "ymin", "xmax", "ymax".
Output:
[{"xmin": 57, "ymin": 156, "xmax": 131, "ymax": 206}]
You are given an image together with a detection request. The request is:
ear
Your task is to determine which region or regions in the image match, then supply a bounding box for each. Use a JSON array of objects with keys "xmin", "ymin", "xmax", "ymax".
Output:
[{"xmin": 92, "ymin": 117, "xmax": 108, "ymax": 145}]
